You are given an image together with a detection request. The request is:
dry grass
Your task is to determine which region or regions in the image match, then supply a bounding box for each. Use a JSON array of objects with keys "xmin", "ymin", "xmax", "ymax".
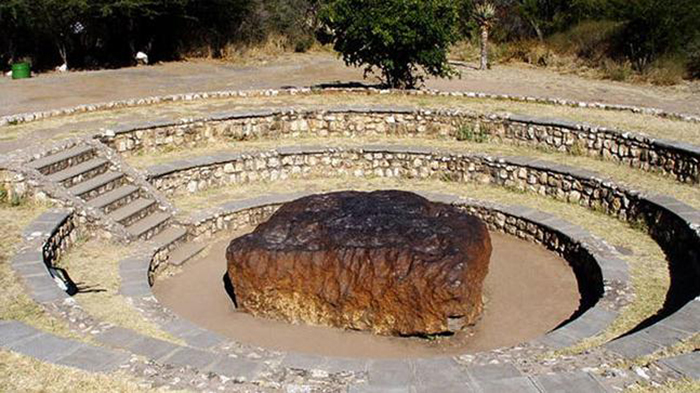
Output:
[
  {"xmin": 128, "ymin": 135, "xmax": 700, "ymax": 211},
  {"xmin": 171, "ymin": 176, "xmax": 670, "ymax": 349},
  {"xmin": 634, "ymin": 333, "xmax": 700, "ymax": 367},
  {"xmin": 0, "ymin": 350, "xmax": 167, "ymax": 393},
  {"xmin": 625, "ymin": 379, "xmax": 700, "ymax": 393},
  {"xmin": 204, "ymin": 35, "xmax": 333, "ymax": 66},
  {"xmin": 59, "ymin": 239, "xmax": 182, "ymax": 344},
  {"xmin": 4, "ymin": 90, "xmax": 700, "ymax": 146},
  {"xmin": 0, "ymin": 200, "xmax": 80, "ymax": 340}
]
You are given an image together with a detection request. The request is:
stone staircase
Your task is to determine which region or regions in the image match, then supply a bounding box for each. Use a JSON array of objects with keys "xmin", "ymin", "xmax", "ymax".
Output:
[{"xmin": 26, "ymin": 141, "xmax": 205, "ymax": 267}]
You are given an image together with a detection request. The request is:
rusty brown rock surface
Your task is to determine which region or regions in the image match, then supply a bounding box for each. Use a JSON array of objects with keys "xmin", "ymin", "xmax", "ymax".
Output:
[{"xmin": 226, "ymin": 190, "xmax": 492, "ymax": 336}]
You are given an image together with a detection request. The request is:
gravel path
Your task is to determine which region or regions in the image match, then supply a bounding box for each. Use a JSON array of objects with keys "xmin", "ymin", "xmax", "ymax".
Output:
[{"xmin": 1, "ymin": 53, "xmax": 698, "ymax": 117}]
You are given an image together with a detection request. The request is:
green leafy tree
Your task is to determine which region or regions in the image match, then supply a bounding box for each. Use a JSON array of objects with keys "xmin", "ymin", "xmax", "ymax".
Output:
[
  {"xmin": 34, "ymin": 0, "xmax": 89, "ymax": 68},
  {"xmin": 320, "ymin": 0, "xmax": 458, "ymax": 89},
  {"xmin": 610, "ymin": 0, "xmax": 700, "ymax": 72},
  {"xmin": 0, "ymin": 0, "xmax": 31, "ymax": 66}
]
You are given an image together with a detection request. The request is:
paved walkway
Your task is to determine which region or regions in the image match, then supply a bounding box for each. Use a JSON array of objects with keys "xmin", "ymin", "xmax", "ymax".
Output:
[{"xmin": 1, "ymin": 53, "xmax": 699, "ymax": 117}]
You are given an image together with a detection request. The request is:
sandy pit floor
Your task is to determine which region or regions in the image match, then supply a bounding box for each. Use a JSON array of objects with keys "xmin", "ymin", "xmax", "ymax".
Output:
[{"xmin": 154, "ymin": 229, "xmax": 579, "ymax": 358}]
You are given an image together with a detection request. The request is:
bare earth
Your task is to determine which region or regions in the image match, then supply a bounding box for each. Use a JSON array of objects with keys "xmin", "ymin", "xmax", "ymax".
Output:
[
  {"xmin": 1, "ymin": 53, "xmax": 698, "ymax": 117},
  {"xmin": 154, "ymin": 229, "xmax": 578, "ymax": 358}
]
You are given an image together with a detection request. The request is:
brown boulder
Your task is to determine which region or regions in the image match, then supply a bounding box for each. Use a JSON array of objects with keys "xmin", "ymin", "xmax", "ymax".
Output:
[{"xmin": 226, "ymin": 190, "xmax": 491, "ymax": 336}]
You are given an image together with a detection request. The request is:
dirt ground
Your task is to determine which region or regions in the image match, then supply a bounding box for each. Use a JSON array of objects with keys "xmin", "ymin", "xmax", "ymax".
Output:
[
  {"xmin": 1, "ymin": 53, "xmax": 699, "ymax": 117},
  {"xmin": 154, "ymin": 229, "xmax": 579, "ymax": 358}
]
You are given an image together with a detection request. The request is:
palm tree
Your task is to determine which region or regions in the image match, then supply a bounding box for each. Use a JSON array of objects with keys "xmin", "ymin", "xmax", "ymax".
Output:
[{"xmin": 473, "ymin": 2, "xmax": 497, "ymax": 70}]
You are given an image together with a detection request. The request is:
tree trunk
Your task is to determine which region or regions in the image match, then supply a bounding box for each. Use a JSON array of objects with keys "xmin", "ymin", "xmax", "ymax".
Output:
[
  {"xmin": 480, "ymin": 26, "xmax": 489, "ymax": 71},
  {"xmin": 57, "ymin": 42, "xmax": 68, "ymax": 69},
  {"xmin": 528, "ymin": 17, "xmax": 544, "ymax": 42}
]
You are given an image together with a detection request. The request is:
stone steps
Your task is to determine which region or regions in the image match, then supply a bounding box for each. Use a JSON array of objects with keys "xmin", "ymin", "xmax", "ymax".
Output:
[
  {"xmin": 151, "ymin": 226, "xmax": 188, "ymax": 249},
  {"xmin": 87, "ymin": 184, "xmax": 141, "ymax": 214},
  {"xmin": 126, "ymin": 212, "xmax": 171, "ymax": 240},
  {"xmin": 28, "ymin": 143, "xmax": 181, "ymax": 244},
  {"xmin": 47, "ymin": 157, "xmax": 109, "ymax": 187},
  {"xmin": 108, "ymin": 198, "xmax": 157, "ymax": 227},
  {"xmin": 28, "ymin": 145, "xmax": 95, "ymax": 175},
  {"xmin": 69, "ymin": 171, "xmax": 125, "ymax": 200},
  {"xmin": 169, "ymin": 242, "xmax": 206, "ymax": 266}
]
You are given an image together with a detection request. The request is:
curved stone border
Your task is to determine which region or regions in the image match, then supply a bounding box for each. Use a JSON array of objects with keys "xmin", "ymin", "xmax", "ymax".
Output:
[
  {"xmin": 98, "ymin": 107, "xmax": 700, "ymax": 183},
  {"xmin": 185, "ymin": 192, "xmax": 628, "ymax": 346},
  {"xmin": 4, "ymin": 209, "xmax": 131, "ymax": 374},
  {"xmin": 1, "ymin": 87, "xmax": 698, "ymax": 129},
  {"xmin": 144, "ymin": 144, "xmax": 700, "ymax": 358},
  {"xmin": 122, "ymin": 193, "xmax": 625, "ymax": 389},
  {"xmin": 6, "ymin": 206, "xmax": 285, "ymax": 385},
  {"xmin": 2, "ymin": 167, "xmax": 693, "ymax": 392},
  {"xmin": 11, "ymin": 209, "xmax": 77, "ymax": 305}
]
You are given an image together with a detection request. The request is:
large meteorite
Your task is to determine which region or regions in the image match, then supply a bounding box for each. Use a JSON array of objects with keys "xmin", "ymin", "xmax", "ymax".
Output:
[{"xmin": 226, "ymin": 190, "xmax": 491, "ymax": 336}]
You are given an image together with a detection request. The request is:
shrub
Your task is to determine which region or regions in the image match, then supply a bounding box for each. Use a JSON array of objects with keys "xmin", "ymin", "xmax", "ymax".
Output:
[
  {"xmin": 320, "ymin": 0, "xmax": 459, "ymax": 88},
  {"xmin": 499, "ymin": 39, "xmax": 551, "ymax": 67},
  {"xmin": 646, "ymin": 55, "xmax": 687, "ymax": 85},
  {"xmin": 456, "ymin": 123, "xmax": 488, "ymax": 143},
  {"xmin": 601, "ymin": 59, "xmax": 633, "ymax": 82},
  {"xmin": 610, "ymin": 0, "xmax": 700, "ymax": 72},
  {"xmin": 688, "ymin": 41, "xmax": 700, "ymax": 79},
  {"xmin": 547, "ymin": 20, "xmax": 619, "ymax": 61}
]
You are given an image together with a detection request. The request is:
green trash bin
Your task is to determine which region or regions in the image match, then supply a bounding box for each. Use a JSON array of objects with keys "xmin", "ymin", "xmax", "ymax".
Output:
[{"xmin": 12, "ymin": 62, "xmax": 31, "ymax": 79}]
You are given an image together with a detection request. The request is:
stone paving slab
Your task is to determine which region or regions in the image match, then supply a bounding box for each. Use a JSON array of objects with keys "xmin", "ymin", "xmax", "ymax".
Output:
[
  {"xmin": 466, "ymin": 363, "xmax": 523, "ymax": 383},
  {"xmin": 0, "ymin": 321, "xmax": 43, "ymax": 346},
  {"xmin": 119, "ymin": 280, "xmax": 152, "ymax": 297},
  {"xmin": 604, "ymin": 334, "xmax": 663, "ymax": 359},
  {"xmin": 413, "ymin": 381, "xmax": 477, "ymax": 393},
  {"xmin": 119, "ymin": 268, "xmax": 147, "ymax": 284},
  {"xmin": 7, "ymin": 333, "xmax": 83, "ymax": 362},
  {"xmin": 161, "ymin": 318, "xmax": 202, "ymax": 338},
  {"xmin": 607, "ymin": 299, "xmax": 700, "ymax": 358},
  {"xmin": 533, "ymin": 372, "xmax": 610, "ymax": 393},
  {"xmin": 56, "ymin": 344, "xmax": 130, "ymax": 372},
  {"xmin": 348, "ymin": 384, "xmax": 411, "ymax": 393},
  {"xmin": 0, "ymin": 321, "xmax": 129, "ymax": 373},
  {"xmin": 366, "ymin": 359, "xmax": 414, "ymax": 387},
  {"xmin": 11, "ymin": 250, "xmax": 44, "ymax": 265},
  {"xmin": 280, "ymin": 353, "xmax": 327, "ymax": 370},
  {"xmin": 635, "ymin": 323, "xmax": 694, "ymax": 348},
  {"xmin": 159, "ymin": 319, "xmax": 226, "ymax": 349},
  {"xmin": 163, "ymin": 347, "xmax": 218, "ymax": 370},
  {"xmin": 20, "ymin": 275, "xmax": 69, "ymax": 304},
  {"xmin": 323, "ymin": 357, "xmax": 368, "ymax": 373},
  {"xmin": 413, "ymin": 357, "xmax": 469, "ymax": 387},
  {"xmin": 556, "ymin": 308, "xmax": 616, "ymax": 341},
  {"xmin": 96, "ymin": 326, "xmax": 144, "ymax": 348},
  {"xmin": 659, "ymin": 352, "xmax": 700, "ymax": 380},
  {"xmin": 179, "ymin": 329, "xmax": 226, "ymax": 349},
  {"xmin": 474, "ymin": 376, "xmax": 540, "ymax": 393},
  {"xmin": 208, "ymin": 356, "xmax": 264, "ymax": 381},
  {"xmin": 119, "ymin": 256, "xmax": 151, "ymax": 271},
  {"xmin": 12, "ymin": 260, "xmax": 49, "ymax": 277},
  {"xmin": 29, "ymin": 285, "xmax": 70, "ymax": 304},
  {"xmin": 537, "ymin": 328, "xmax": 579, "ymax": 349},
  {"xmin": 661, "ymin": 301, "xmax": 700, "ymax": 333},
  {"xmin": 125, "ymin": 335, "xmax": 180, "ymax": 360}
]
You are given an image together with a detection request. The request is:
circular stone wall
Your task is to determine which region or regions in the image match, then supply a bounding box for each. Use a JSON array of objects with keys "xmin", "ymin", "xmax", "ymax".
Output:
[{"xmin": 154, "ymin": 215, "xmax": 579, "ymax": 358}]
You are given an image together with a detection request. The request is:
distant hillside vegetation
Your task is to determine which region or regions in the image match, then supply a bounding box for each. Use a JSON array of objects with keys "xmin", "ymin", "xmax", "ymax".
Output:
[{"xmin": 1, "ymin": 0, "xmax": 698, "ymax": 84}]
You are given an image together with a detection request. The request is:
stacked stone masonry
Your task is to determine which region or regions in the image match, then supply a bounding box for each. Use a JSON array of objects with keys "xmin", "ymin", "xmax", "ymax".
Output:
[
  {"xmin": 100, "ymin": 108, "xmax": 700, "ymax": 183},
  {"xmin": 2, "ymin": 87, "xmax": 700, "ymax": 128},
  {"xmin": 147, "ymin": 145, "xmax": 700, "ymax": 343},
  {"xmin": 185, "ymin": 193, "xmax": 613, "ymax": 319},
  {"xmin": 1, "ymin": 94, "xmax": 699, "ymax": 391}
]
